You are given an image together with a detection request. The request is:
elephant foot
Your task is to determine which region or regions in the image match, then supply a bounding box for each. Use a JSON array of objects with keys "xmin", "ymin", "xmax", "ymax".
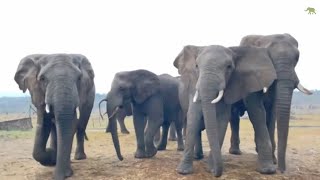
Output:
[
  {"xmin": 157, "ymin": 143, "xmax": 167, "ymax": 151},
  {"xmin": 257, "ymin": 162, "xmax": 276, "ymax": 174},
  {"xmin": 177, "ymin": 160, "xmax": 193, "ymax": 175},
  {"xmin": 36, "ymin": 148, "xmax": 57, "ymax": 166},
  {"xmin": 145, "ymin": 146, "xmax": 157, "ymax": 158},
  {"xmin": 229, "ymin": 147, "xmax": 242, "ymax": 155},
  {"xmin": 177, "ymin": 144, "xmax": 184, "ymax": 151},
  {"xmin": 54, "ymin": 166, "xmax": 73, "ymax": 180},
  {"xmin": 194, "ymin": 153, "xmax": 204, "ymax": 160},
  {"xmin": 134, "ymin": 149, "xmax": 146, "ymax": 159},
  {"xmin": 74, "ymin": 151, "xmax": 87, "ymax": 160},
  {"xmin": 121, "ymin": 129, "xmax": 130, "ymax": 134}
]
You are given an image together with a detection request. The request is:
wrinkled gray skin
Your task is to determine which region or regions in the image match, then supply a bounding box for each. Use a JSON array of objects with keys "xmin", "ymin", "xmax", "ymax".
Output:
[
  {"xmin": 174, "ymin": 45, "xmax": 278, "ymax": 176},
  {"xmin": 237, "ymin": 33, "xmax": 312, "ymax": 172},
  {"xmin": 102, "ymin": 70, "xmax": 184, "ymax": 160},
  {"xmin": 14, "ymin": 54, "xmax": 95, "ymax": 180}
]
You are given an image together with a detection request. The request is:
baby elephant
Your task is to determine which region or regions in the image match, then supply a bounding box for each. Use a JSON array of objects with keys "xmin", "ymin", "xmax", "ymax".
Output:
[{"xmin": 100, "ymin": 70, "xmax": 184, "ymax": 160}]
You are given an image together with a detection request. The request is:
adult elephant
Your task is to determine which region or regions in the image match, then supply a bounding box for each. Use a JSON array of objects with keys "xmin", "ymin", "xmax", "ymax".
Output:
[
  {"xmin": 175, "ymin": 45, "xmax": 278, "ymax": 176},
  {"xmin": 14, "ymin": 54, "xmax": 95, "ymax": 179},
  {"xmin": 100, "ymin": 71, "xmax": 184, "ymax": 160},
  {"xmin": 239, "ymin": 33, "xmax": 312, "ymax": 172}
]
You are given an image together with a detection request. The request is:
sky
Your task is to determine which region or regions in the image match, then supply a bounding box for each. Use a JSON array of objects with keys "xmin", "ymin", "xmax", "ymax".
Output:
[{"xmin": 0, "ymin": 0, "xmax": 319, "ymax": 97}]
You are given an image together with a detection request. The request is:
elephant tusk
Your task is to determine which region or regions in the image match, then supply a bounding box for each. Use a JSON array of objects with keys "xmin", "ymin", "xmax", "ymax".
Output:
[
  {"xmin": 211, "ymin": 90, "xmax": 224, "ymax": 104},
  {"xmin": 109, "ymin": 106, "xmax": 120, "ymax": 119},
  {"xmin": 76, "ymin": 107, "xmax": 80, "ymax": 120},
  {"xmin": 263, "ymin": 87, "xmax": 268, "ymax": 93},
  {"xmin": 297, "ymin": 83, "xmax": 313, "ymax": 95},
  {"xmin": 193, "ymin": 90, "xmax": 199, "ymax": 102},
  {"xmin": 45, "ymin": 104, "xmax": 50, "ymax": 113}
]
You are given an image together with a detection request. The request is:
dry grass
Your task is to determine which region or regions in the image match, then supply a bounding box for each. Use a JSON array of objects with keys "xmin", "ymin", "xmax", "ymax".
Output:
[{"xmin": 0, "ymin": 113, "xmax": 319, "ymax": 179}]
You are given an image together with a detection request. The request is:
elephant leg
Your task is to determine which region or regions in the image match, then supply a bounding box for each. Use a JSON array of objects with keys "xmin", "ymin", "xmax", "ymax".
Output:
[
  {"xmin": 217, "ymin": 103, "xmax": 230, "ymax": 148},
  {"xmin": 175, "ymin": 112, "xmax": 184, "ymax": 151},
  {"xmin": 144, "ymin": 113, "xmax": 163, "ymax": 158},
  {"xmin": 177, "ymin": 102, "xmax": 202, "ymax": 175},
  {"xmin": 32, "ymin": 111, "xmax": 56, "ymax": 166},
  {"xmin": 168, "ymin": 122, "xmax": 177, "ymax": 141},
  {"xmin": 244, "ymin": 93, "xmax": 276, "ymax": 174},
  {"xmin": 266, "ymin": 103, "xmax": 277, "ymax": 164},
  {"xmin": 194, "ymin": 130, "xmax": 203, "ymax": 160},
  {"xmin": 183, "ymin": 116, "xmax": 187, "ymax": 140},
  {"xmin": 118, "ymin": 115, "xmax": 130, "ymax": 134},
  {"xmin": 133, "ymin": 107, "xmax": 147, "ymax": 158},
  {"xmin": 75, "ymin": 104, "xmax": 92, "ymax": 160},
  {"xmin": 229, "ymin": 110, "xmax": 241, "ymax": 155},
  {"xmin": 153, "ymin": 126, "xmax": 161, "ymax": 145},
  {"xmin": 49, "ymin": 123, "xmax": 57, "ymax": 152},
  {"xmin": 157, "ymin": 120, "xmax": 170, "ymax": 151}
]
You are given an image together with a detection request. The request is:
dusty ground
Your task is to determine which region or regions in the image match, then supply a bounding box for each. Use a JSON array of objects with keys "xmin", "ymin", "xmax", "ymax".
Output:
[{"xmin": 0, "ymin": 114, "xmax": 319, "ymax": 180}]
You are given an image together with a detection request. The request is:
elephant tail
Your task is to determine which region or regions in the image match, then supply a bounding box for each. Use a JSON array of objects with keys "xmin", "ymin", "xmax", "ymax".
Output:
[{"xmin": 84, "ymin": 132, "xmax": 89, "ymax": 141}]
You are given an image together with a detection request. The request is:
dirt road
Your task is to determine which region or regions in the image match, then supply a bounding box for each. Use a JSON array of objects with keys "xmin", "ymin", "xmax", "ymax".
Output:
[{"xmin": 0, "ymin": 115, "xmax": 319, "ymax": 180}]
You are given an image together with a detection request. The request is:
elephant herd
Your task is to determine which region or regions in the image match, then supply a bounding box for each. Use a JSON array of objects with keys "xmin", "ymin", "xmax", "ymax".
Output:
[{"xmin": 13, "ymin": 33, "xmax": 312, "ymax": 179}]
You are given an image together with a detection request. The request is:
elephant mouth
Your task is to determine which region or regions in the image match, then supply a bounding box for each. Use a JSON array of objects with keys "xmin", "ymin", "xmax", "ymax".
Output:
[{"xmin": 109, "ymin": 106, "xmax": 121, "ymax": 119}]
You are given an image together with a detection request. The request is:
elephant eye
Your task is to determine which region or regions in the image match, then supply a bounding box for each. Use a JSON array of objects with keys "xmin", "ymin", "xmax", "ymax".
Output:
[
  {"xmin": 39, "ymin": 75, "xmax": 46, "ymax": 81},
  {"xmin": 227, "ymin": 64, "xmax": 232, "ymax": 70}
]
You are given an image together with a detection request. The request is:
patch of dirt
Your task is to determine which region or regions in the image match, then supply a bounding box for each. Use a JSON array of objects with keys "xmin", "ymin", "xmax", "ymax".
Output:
[{"xmin": 0, "ymin": 118, "xmax": 320, "ymax": 180}]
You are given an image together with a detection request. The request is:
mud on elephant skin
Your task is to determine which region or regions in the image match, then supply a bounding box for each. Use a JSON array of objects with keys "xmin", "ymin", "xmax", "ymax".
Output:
[
  {"xmin": 240, "ymin": 33, "xmax": 312, "ymax": 172},
  {"xmin": 14, "ymin": 54, "xmax": 95, "ymax": 179},
  {"xmin": 174, "ymin": 45, "xmax": 278, "ymax": 176},
  {"xmin": 99, "ymin": 70, "xmax": 184, "ymax": 160}
]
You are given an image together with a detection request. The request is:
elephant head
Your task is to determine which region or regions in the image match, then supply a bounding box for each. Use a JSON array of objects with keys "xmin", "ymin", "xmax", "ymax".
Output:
[
  {"xmin": 174, "ymin": 45, "xmax": 276, "ymax": 176},
  {"xmin": 101, "ymin": 69, "xmax": 160, "ymax": 160},
  {"xmin": 14, "ymin": 54, "xmax": 94, "ymax": 179},
  {"xmin": 240, "ymin": 33, "xmax": 312, "ymax": 172}
]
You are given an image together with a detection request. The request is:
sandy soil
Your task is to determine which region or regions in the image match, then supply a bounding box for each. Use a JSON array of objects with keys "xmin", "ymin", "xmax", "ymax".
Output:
[{"xmin": 0, "ymin": 114, "xmax": 319, "ymax": 180}]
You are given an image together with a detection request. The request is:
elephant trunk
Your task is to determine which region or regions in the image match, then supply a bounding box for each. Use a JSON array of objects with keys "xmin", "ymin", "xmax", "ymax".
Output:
[
  {"xmin": 52, "ymin": 96, "xmax": 77, "ymax": 179},
  {"xmin": 44, "ymin": 78, "xmax": 79, "ymax": 179},
  {"xmin": 199, "ymin": 75, "xmax": 223, "ymax": 177},
  {"xmin": 275, "ymin": 80, "xmax": 295, "ymax": 173},
  {"xmin": 107, "ymin": 103, "xmax": 124, "ymax": 161}
]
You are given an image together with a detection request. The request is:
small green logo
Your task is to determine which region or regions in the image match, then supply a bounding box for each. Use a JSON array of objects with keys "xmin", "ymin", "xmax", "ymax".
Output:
[{"xmin": 305, "ymin": 7, "xmax": 316, "ymax": 15}]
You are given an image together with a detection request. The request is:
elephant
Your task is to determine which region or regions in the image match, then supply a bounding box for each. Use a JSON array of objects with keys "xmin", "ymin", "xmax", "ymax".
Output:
[
  {"xmin": 99, "ymin": 71, "xmax": 184, "ymax": 160},
  {"xmin": 14, "ymin": 54, "xmax": 95, "ymax": 179},
  {"xmin": 174, "ymin": 45, "xmax": 279, "ymax": 176},
  {"xmin": 102, "ymin": 100, "xmax": 174, "ymax": 142},
  {"xmin": 238, "ymin": 33, "xmax": 312, "ymax": 172}
]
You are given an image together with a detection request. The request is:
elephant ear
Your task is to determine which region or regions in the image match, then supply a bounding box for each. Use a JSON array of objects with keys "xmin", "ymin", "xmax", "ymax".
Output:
[
  {"xmin": 14, "ymin": 54, "xmax": 45, "ymax": 107},
  {"xmin": 72, "ymin": 54, "xmax": 95, "ymax": 92},
  {"xmin": 224, "ymin": 46, "xmax": 277, "ymax": 104},
  {"xmin": 173, "ymin": 45, "xmax": 204, "ymax": 91},
  {"xmin": 173, "ymin": 45, "xmax": 202, "ymax": 74},
  {"xmin": 131, "ymin": 70, "xmax": 160, "ymax": 104}
]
